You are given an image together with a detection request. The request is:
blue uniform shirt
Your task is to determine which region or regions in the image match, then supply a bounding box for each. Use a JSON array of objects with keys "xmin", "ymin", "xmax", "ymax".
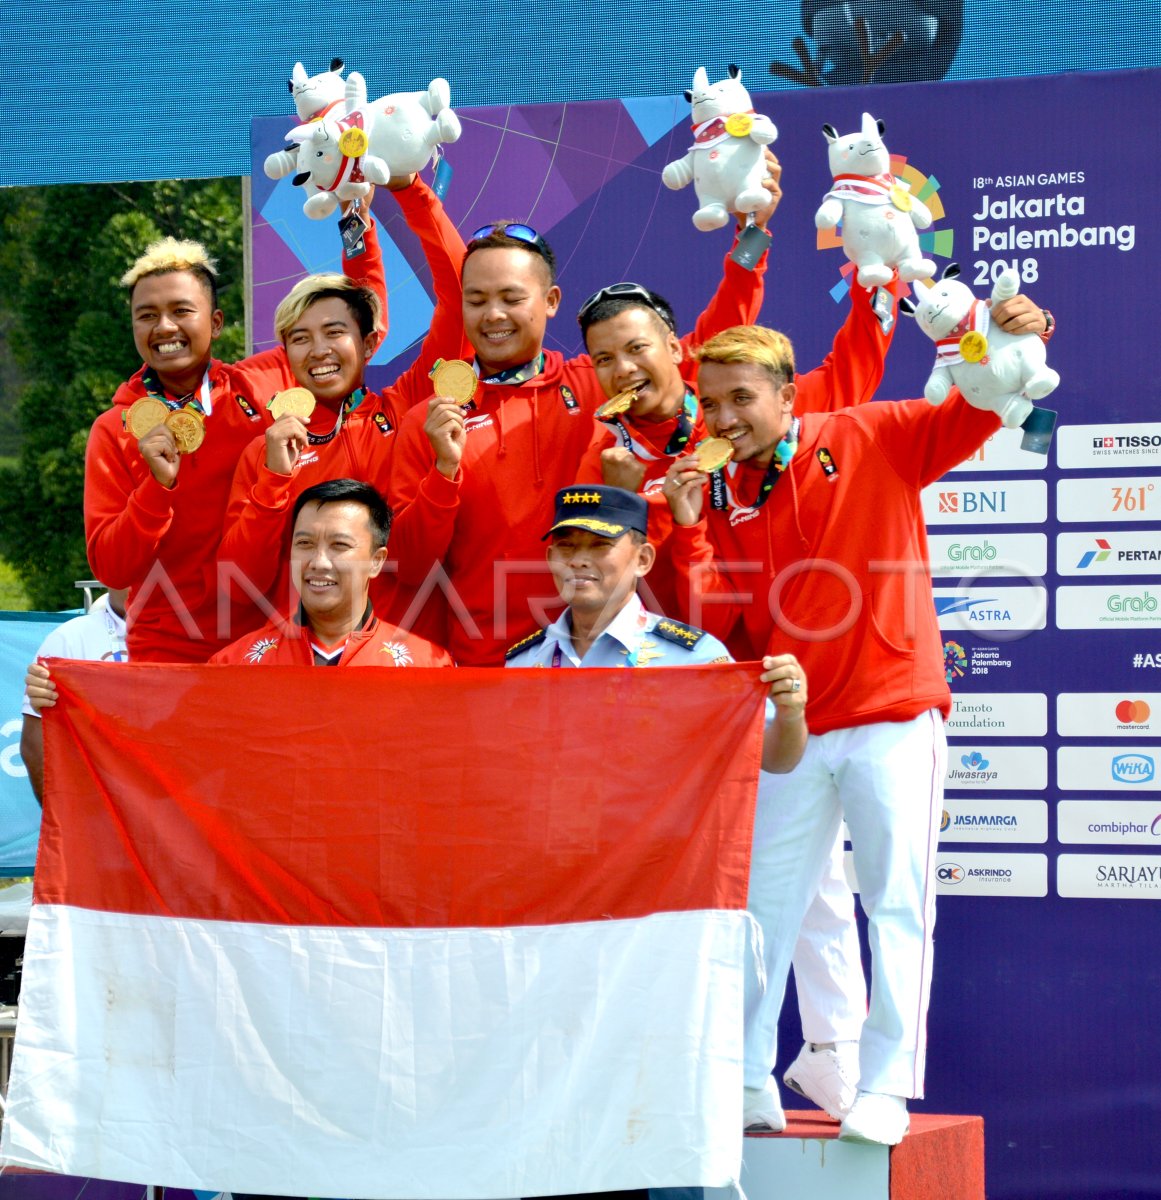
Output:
[{"xmin": 504, "ymin": 594, "xmax": 732, "ymax": 668}]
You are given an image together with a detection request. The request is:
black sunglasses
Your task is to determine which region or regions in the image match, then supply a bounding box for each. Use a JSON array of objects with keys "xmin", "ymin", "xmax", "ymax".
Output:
[
  {"xmin": 468, "ymin": 222, "xmax": 553, "ymax": 262},
  {"xmin": 577, "ymin": 281, "xmax": 677, "ymax": 332}
]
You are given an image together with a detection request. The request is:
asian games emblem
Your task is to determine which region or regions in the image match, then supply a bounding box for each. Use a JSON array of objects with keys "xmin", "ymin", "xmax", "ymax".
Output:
[
  {"xmin": 245, "ymin": 637, "xmax": 278, "ymax": 664},
  {"xmin": 379, "ymin": 641, "xmax": 414, "ymax": 666}
]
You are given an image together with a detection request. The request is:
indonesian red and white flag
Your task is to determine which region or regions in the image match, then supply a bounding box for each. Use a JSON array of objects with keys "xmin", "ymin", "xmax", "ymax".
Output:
[{"xmin": 0, "ymin": 662, "xmax": 766, "ymax": 1198}]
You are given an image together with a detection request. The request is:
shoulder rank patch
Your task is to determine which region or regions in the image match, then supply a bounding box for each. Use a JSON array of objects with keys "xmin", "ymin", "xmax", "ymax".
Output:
[
  {"xmin": 505, "ymin": 628, "xmax": 548, "ymax": 660},
  {"xmin": 653, "ymin": 618, "xmax": 706, "ymax": 650}
]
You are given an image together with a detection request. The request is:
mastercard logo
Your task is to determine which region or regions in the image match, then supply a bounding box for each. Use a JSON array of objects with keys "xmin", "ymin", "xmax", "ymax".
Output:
[{"xmin": 1116, "ymin": 699, "xmax": 1151, "ymax": 724}]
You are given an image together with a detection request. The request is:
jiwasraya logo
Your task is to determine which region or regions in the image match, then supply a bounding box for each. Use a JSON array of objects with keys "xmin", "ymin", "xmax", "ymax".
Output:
[
  {"xmin": 1077, "ymin": 538, "xmax": 1112, "ymax": 569},
  {"xmin": 960, "ymin": 752, "xmax": 990, "ymax": 771}
]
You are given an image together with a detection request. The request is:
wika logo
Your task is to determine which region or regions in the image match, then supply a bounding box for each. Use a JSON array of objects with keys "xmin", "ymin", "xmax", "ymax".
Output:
[
  {"xmin": 1077, "ymin": 538, "xmax": 1112, "ymax": 569},
  {"xmin": 1111, "ymin": 754, "xmax": 1155, "ymax": 784}
]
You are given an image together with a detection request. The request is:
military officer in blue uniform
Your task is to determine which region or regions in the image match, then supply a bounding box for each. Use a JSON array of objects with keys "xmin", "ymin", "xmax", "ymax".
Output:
[{"xmin": 506, "ymin": 484, "xmax": 807, "ymax": 773}]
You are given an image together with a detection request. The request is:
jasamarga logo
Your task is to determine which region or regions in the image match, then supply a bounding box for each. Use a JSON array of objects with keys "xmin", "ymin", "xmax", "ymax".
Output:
[{"xmin": 1111, "ymin": 753, "xmax": 1155, "ymax": 784}]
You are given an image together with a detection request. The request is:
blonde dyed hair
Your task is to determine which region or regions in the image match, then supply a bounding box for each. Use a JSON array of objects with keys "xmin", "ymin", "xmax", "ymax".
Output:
[
  {"xmin": 697, "ymin": 325, "xmax": 796, "ymax": 384},
  {"xmin": 273, "ymin": 273, "xmax": 384, "ymax": 344},
  {"xmin": 121, "ymin": 238, "xmax": 219, "ymax": 302}
]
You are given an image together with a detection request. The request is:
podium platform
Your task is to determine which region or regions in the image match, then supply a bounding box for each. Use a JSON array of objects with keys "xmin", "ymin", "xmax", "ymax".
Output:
[
  {"xmin": 713, "ymin": 1111, "xmax": 985, "ymax": 1200},
  {"xmin": 0, "ymin": 1113, "xmax": 984, "ymax": 1200}
]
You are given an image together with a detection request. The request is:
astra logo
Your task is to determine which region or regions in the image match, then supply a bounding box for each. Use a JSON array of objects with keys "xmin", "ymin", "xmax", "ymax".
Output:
[
  {"xmin": 1111, "ymin": 754, "xmax": 1155, "ymax": 784},
  {"xmin": 1077, "ymin": 539, "xmax": 1112, "ymax": 569},
  {"xmin": 937, "ymin": 863, "xmax": 965, "ymax": 884}
]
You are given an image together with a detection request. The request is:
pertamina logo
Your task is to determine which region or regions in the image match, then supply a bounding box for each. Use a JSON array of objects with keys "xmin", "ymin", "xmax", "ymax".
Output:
[
  {"xmin": 1111, "ymin": 753, "xmax": 1155, "ymax": 784},
  {"xmin": 1077, "ymin": 539, "xmax": 1112, "ymax": 568}
]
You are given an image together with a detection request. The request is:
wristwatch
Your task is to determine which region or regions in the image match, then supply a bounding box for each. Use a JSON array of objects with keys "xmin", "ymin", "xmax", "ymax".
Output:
[{"xmin": 1041, "ymin": 309, "xmax": 1056, "ymax": 342}]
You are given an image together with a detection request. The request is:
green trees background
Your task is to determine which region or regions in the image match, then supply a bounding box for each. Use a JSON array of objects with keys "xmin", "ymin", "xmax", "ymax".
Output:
[{"xmin": 0, "ymin": 180, "xmax": 245, "ymax": 610}]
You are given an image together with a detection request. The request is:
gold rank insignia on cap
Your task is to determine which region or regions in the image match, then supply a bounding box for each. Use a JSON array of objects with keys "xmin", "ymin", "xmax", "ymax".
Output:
[{"xmin": 562, "ymin": 490, "xmax": 602, "ymax": 504}]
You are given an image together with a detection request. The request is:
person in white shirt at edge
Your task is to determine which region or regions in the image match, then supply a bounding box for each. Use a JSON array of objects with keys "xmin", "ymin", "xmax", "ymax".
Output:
[{"xmin": 20, "ymin": 587, "xmax": 129, "ymax": 805}]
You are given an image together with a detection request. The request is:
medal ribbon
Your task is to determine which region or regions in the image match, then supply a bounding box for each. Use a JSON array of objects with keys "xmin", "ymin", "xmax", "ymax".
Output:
[
  {"xmin": 602, "ymin": 390, "xmax": 697, "ymax": 462},
  {"xmin": 141, "ymin": 366, "xmax": 213, "ymax": 417},
  {"xmin": 305, "ymin": 388, "xmax": 367, "ymax": 447},
  {"xmin": 480, "ymin": 353, "xmax": 546, "ymax": 387},
  {"xmin": 710, "ymin": 417, "xmax": 800, "ymax": 513}
]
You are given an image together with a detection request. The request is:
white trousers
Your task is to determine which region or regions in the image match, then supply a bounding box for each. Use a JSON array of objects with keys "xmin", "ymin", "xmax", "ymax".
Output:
[
  {"xmin": 793, "ymin": 832, "xmax": 867, "ymax": 1045},
  {"xmin": 744, "ymin": 710, "xmax": 946, "ymax": 1098}
]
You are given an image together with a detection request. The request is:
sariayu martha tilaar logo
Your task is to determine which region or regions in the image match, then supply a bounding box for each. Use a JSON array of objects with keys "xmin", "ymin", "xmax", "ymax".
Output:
[{"xmin": 947, "ymin": 751, "xmax": 997, "ymax": 782}]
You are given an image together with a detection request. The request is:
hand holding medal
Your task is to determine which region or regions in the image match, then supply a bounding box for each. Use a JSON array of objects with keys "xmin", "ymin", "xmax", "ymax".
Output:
[
  {"xmin": 265, "ymin": 388, "xmax": 317, "ymax": 475},
  {"xmin": 661, "ymin": 451, "xmax": 714, "ymax": 528},
  {"xmin": 596, "ymin": 389, "xmax": 637, "ymax": 419}
]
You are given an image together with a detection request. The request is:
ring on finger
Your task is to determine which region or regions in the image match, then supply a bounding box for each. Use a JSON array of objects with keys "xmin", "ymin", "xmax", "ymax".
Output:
[{"xmin": 790, "ymin": 678, "xmax": 801, "ymax": 692}]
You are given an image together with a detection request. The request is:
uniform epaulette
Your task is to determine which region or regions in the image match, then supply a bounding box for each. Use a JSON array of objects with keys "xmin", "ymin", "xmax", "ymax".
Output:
[
  {"xmin": 505, "ymin": 628, "xmax": 547, "ymax": 660},
  {"xmin": 653, "ymin": 618, "xmax": 707, "ymax": 650}
]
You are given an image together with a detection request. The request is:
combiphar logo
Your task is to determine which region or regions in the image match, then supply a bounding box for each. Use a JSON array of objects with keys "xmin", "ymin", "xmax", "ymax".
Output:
[
  {"xmin": 1111, "ymin": 753, "xmax": 1155, "ymax": 784},
  {"xmin": 1077, "ymin": 539, "xmax": 1112, "ymax": 569}
]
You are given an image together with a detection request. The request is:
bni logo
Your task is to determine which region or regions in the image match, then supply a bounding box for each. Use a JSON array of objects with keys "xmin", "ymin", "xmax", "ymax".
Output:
[
  {"xmin": 1077, "ymin": 538, "xmax": 1112, "ymax": 569},
  {"xmin": 939, "ymin": 490, "xmax": 1007, "ymax": 514},
  {"xmin": 1111, "ymin": 754, "xmax": 1155, "ymax": 784},
  {"xmin": 939, "ymin": 493, "xmax": 959, "ymax": 513}
]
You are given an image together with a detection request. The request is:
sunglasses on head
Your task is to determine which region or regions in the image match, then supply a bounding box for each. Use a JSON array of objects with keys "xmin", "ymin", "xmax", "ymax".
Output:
[
  {"xmin": 468, "ymin": 222, "xmax": 552, "ymax": 261},
  {"xmin": 577, "ymin": 282, "xmax": 676, "ymax": 332}
]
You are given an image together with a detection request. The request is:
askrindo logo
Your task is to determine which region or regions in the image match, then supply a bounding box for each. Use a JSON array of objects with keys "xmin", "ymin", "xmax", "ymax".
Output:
[
  {"xmin": 1111, "ymin": 753, "xmax": 1155, "ymax": 784},
  {"xmin": 937, "ymin": 863, "xmax": 965, "ymax": 885}
]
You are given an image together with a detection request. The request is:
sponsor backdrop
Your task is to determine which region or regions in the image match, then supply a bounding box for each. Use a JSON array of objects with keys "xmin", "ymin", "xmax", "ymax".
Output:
[{"xmin": 247, "ymin": 67, "xmax": 1161, "ymax": 1199}]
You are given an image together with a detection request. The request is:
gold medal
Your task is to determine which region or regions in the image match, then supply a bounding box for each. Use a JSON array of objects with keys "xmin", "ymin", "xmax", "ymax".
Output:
[
  {"xmin": 269, "ymin": 387, "xmax": 317, "ymax": 421},
  {"xmin": 164, "ymin": 408, "xmax": 205, "ymax": 454},
  {"xmin": 338, "ymin": 127, "xmax": 369, "ymax": 158},
  {"xmin": 431, "ymin": 358, "xmax": 479, "ymax": 407},
  {"xmin": 959, "ymin": 331, "xmax": 989, "ymax": 363},
  {"xmin": 125, "ymin": 398, "xmax": 170, "ymax": 440},
  {"xmin": 725, "ymin": 113, "xmax": 753, "ymax": 138},
  {"xmin": 889, "ymin": 185, "xmax": 913, "ymax": 212},
  {"xmin": 695, "ymin": 437, "xmax": 735, "ymax": 472},
  {"xmin": 596, "ymin": 389, "xmax": 637, "ymax": 418}
]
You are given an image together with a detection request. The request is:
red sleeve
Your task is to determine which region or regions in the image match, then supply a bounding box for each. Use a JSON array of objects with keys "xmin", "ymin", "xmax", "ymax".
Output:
[
  {"xmin": 793, "ymin": 275, "xmax": 899, "ymax": 416},
  {"xmin": 680, "ymin": 237, "xmax": 768, "ymax": 360},
  {"xmin": 227, "ymin": 347, "xmax": 296, "ymax": 411},
  {"xmin": 83, "ymin": 411, "xmax": 177, "ymax": 588},
  {"xmin": 386, "ymin": 408, "xmax": 460, "ymax": 585},
  {"xmin": 858, "ymin": 393, "xmax": 1003, "ymax": 488},
  {"xmin": 218, "ymin": 436, "xmax": 292, "ymax": 597},
  {"xmin": 575, "ymin": 423, "xmax": 616, "ymax": 484},
  {"xmin": 344, "ymin": 211, "xmax": 387, "ymax": 320},
  {"xmin": 383, "ymin": 177, "xmax": 472, "ymax": 414},
  {"xmin": 667, "ymin": 520, "xmax": 743, "ymax": 644}
]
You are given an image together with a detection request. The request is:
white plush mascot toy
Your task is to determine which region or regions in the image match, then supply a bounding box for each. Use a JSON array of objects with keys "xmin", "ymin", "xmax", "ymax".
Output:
[
  {"xmin": 900, "ymin": 263, "xmax": 1060, "ymax": 452},
  {"xmin": 265, "ymin": 62, "xmax": 462, "ymax": 219},
  {"xmin": 662, "ymin": 65, "xmax": 777, "ymax": 231},
  {"xmin": 815, "ymin": 112, "xmax": 935, "ymax": 287}
]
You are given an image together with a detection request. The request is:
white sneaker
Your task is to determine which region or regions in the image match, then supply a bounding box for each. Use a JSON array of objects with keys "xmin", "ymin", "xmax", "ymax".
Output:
[
  {"xmin": 782, "ymin": 1040, "xmax": 859, "ymax": 1121},
  {"xmin": 839, "ymin": 1090, "xmax": 910, "ymax": 1145},
  {"xmin": 743, "ymin": 1077, "xmax": 787, "ymax": 1132}
]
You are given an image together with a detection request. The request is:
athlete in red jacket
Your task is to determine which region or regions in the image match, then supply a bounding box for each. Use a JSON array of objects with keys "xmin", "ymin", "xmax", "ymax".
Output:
[
  {"xmin": 388, "ymin": 176, "xmax": 779, "ymax": 665},
  {"xmin": 212, "ymin": 478, "xmax": 451, "ymax": 668},
  {"xmin": 661, "ymin": 320, "xmax": 1046, "ymax": 1146},
  {"xmin": 219, "ymin": 177, "xmax": 470, "ymax": 640},
  {"xmin": 85, "ymin": 198, "xmax": 385, "ymax": 663}
]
